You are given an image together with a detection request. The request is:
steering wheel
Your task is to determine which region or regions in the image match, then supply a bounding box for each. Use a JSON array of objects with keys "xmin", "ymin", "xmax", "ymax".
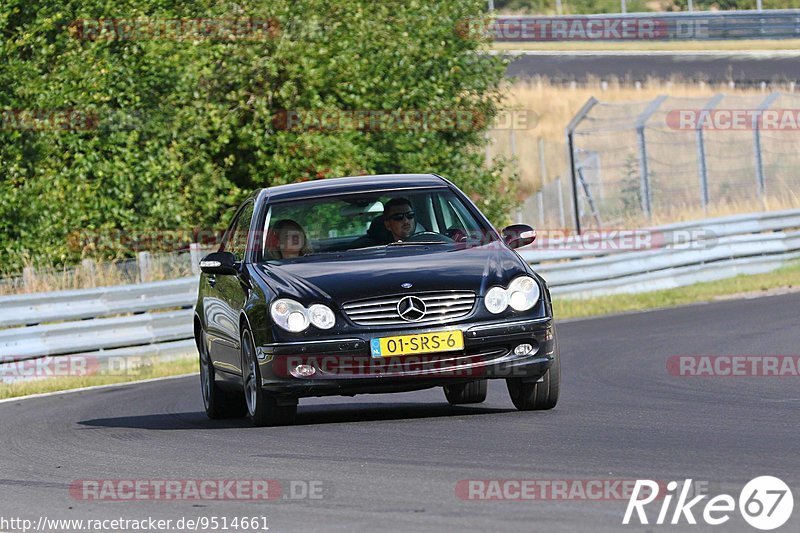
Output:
[
  {"xmin": 444, "ymin": 228, "xmax": 468, "ymax": 243},
  {"xmin": 405, "ymin": 231, "xmax": 454, "ymax": 243}
]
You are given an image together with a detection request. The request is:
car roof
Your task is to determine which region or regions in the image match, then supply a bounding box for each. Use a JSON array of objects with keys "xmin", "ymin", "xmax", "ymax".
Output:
[{"xmin": 261, "ymin": 174, "xmax": 449, "ymax": 202}]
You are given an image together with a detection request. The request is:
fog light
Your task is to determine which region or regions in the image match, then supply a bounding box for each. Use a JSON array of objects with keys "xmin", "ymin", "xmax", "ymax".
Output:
[
  {"xmin": 514, "ymin": 344, "xmax": 534, "ymax": 356},
  {"xmin": 291, "ymin": 364, "xmax": 316, "ymax": 378}
]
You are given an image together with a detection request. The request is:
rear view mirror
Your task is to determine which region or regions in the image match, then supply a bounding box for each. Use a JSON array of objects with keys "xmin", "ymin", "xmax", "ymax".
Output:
[
  {"xmin": 199, "ymin": 251, "xmax": 239, "ymax": 275},
  {"xmin": 502, "ymin": 224, "xmax": 536, "ymax": 250}
]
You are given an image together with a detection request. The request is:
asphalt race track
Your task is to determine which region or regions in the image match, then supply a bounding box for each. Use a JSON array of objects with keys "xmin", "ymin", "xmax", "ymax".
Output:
[
  {"xmin": 506, "ymin": 51, "xmax": 800, "ymax": 83},
  {"xmin": 1, "ymin": 293, "xmax": 798, "ymax": 532}
]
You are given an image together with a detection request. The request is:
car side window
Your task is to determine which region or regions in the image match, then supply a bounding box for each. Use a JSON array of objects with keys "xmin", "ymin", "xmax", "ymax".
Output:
[
  {"xmin": 437, "ymin": 195, "xmax": 461, "ymax": 229},
  {"xmin": 229, "ymin": 201, "xmax": 255, "ymax": 262}
]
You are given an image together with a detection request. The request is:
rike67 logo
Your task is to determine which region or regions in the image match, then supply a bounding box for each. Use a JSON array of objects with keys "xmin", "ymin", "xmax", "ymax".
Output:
[{"xmin": 623, "ymin": 477, "xmax": 794, "ymax": 530}]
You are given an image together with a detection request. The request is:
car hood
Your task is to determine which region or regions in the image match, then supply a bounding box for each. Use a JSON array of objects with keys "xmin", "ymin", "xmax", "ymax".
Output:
[{"xmin": 254, "ymin": 245, "xmax": 529, "ymax": 305}]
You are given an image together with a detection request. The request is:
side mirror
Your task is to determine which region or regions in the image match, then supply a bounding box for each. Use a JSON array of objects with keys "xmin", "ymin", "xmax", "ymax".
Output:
[
  {"xmin": 199, "ymin": 251, "xmax": 239, "ymax": 275},
  {"xmin": 502, "ymin": 224, "xmax": 536, "ymax": 250}
]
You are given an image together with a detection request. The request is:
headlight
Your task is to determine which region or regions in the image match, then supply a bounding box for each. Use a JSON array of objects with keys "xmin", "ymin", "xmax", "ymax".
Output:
[
  {"xmin": 507, "ymin": 276, "xmax": 540, "ymax": 311},
  {"xmin": 308, "ymin": 304, "xmax": 336, "ymax": 330},
  {"xmin": 271, "ymin": 299, "xmax": 309, "ymax": 332},
  {"xmin": 485, "ymin": 286, "xmax": 509, "ymax": 314}
]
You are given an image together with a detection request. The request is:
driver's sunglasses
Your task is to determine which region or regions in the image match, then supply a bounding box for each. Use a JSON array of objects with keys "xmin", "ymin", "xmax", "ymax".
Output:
[{"xmin": 388, "ymin": 211, "xmax": 415, "ymax": 222}]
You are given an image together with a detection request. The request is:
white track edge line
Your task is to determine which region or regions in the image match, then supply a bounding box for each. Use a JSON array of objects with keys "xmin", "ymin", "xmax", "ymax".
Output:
[{"xmin": 0, "ymin": 372, "xmax": 199, "ymax": 405}]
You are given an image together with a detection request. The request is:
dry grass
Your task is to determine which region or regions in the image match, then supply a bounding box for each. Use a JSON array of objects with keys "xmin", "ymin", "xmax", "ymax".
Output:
[
  {"xmin": 491, "ymin": 78, "xmax": 800, "ymax": 225},
  {"xmin": 0, "ymin": 251, "xmax": 205, "ymax": 296}
]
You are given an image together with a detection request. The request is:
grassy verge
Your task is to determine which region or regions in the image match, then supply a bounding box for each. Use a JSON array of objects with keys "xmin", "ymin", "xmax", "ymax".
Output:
[
  {"xmin": 493, "ymin": 39, "xmax": 800, "ymax": 52},
  {"xmin": 555, "ymin": 260, "xmax": 800, "ymax": 319},
  {"xmin": 0, "ymin": 356, "xmax": 198, "ymax": 400}
]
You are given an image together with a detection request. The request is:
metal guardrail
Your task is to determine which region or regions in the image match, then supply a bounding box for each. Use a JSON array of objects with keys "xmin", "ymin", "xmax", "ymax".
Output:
[
  {"xmin": 534, "ymin": 231, "xmax": 800, "ymax": 295},
  {"xmin": 519, "ymin": 209, "xmax": 800, "ymax": 263},
  {"xmin": 492, "ymin": 10, "xmax": 800, "ymax": 42},
  {"xmin": 520, "ymin": 210, "xmax": 800, "ymax": 298},
  {"xmin": 0, "ymin": 277, "xmax": 198, "ymax": 328},
  {"xmin": 546, "ymin": 251, "xmax": 800, "ymax": 297},
  {"xmin": 0, "ymin": 310, "xmax": 193, "ymax": 362},
  {"xmin": 1, "ymin": 210, "xmax": 799, "ymax": 375}
]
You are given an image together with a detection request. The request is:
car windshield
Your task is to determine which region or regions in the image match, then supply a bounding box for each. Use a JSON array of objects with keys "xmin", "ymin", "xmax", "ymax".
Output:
[{"xmin": 258, "ymin": 187, "xmax": 495, "ymax": 262}]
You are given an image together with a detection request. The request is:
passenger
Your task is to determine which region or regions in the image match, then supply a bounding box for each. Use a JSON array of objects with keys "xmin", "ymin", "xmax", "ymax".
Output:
[{"xmin": 267, "ymin": 219, "xmax": 311, "ymax": 259}]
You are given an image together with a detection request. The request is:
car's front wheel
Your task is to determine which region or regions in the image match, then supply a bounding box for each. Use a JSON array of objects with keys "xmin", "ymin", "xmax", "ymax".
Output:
[
  {"xmin": 199, "ymin": 331, "xmax": 247, "ymax": 419},
  {"xmin": 506, "ymin": 344, "xmax": 560, "ymax": 411},
  {"xmin": 443, "ymin": 379, "xmax": 488, "ymax": 405},
  {"xmin": 241, "ymin": 327, "xmax": 297, "ymax": 427}
]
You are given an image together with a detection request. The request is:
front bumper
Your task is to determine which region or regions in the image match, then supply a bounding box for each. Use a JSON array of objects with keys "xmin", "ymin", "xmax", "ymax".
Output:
[{"xmin": 254, "ymin": 317, "xmax": 556, "ymax": 397}]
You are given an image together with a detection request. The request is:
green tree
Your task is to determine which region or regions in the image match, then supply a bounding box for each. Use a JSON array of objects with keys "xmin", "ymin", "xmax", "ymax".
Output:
[{"xmin": 0, "ymin": 0, "xmax": 515, "ymax": 274}]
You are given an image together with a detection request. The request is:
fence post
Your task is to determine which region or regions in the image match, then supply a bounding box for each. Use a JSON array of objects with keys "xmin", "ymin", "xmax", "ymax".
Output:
[
  {"xmin": 537, "ymin": 192, "xmax": 545, "ymax": 228},
  {"xmin": 538, "ymin": 137, "xmax": 548, "ymax": 185},
  {"xmin": 81, "ymin": 258, "xmax": 96, "ymax": 287},
  {"xmin": 753, "ymin": 92, "xmax": 780, "ymax": 200},
  {"xmin": 696, "ymin": 94, "xmax": 725, "ymax": 211},
  {"xmin": 190, "ymin": 243, "xmax": 203, "ymax": 276},
  {"xmin": 636, "ymin": 130, "xmax": 652, "ymax": 220},
  {"xmin": 577, "ymin": 167, "xmax": 602, "ymax": 228},
  {"xmin": 22, "ymin": 266, "xmax": 35, "ymax": 291},
  {"xmin": 565, "ymin": 97, "xmax": 599, "ymax": 235},
  {"xmin": 138, "ymin": 251, "xmax": 152, "ymax": 283},
  {"xmin": 556, "ymin": 176, "xmax": 566, "ymax": 229},
  {"xmin": 635, "ymin": 95, "xmax": 668, "ymax": 221}
]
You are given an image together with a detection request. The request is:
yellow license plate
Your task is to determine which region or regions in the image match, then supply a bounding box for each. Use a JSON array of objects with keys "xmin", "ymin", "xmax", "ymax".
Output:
[{"xmin": 370, "ymin": 330, "xmax": 464, "ymax": 358}]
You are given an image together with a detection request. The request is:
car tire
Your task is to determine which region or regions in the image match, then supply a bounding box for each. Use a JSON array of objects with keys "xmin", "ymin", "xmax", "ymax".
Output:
[
  {"xmin": 506, "ymin": 342, "xmax": 560, "ymax": 411},
  {"xmin": 241, "ymin": 327, "xmax": 297, "ymax": 427},
  {"xmin": 199, "ymin": 330, "xmax": 247, "ymax": 419},
  {"xmin": 443, "ymin": 379, "xmax": 488, "ymax": 405}
]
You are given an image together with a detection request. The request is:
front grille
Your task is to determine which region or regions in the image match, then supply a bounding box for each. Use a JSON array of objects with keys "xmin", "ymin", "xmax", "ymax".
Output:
[{"xmin": 342, "ymin": 291, "xmax": 476, "ymax": 327}]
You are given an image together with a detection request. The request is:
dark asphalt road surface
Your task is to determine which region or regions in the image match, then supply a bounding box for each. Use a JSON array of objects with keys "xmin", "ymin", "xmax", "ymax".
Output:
[
  {"xmin": 506, "ymin": 52, "xmax": 800, "ymax": 83},
  {"xmin": 1, "ymin": 293, "xmax": 799, "ymax": 532}
]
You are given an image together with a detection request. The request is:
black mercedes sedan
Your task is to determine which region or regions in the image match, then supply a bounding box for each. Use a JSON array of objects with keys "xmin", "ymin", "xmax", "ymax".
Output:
[{"xmin": 194, "ymin": 174, "xmax": 560, "ymax": 426}]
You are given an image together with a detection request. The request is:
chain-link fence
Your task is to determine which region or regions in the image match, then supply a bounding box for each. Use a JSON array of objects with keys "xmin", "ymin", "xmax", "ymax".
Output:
[
  {"xmin": 485, "ymin": 127, "xmax": 574, "ymax": 228},
  {"xmin": 564, "ymin": 92, "xmax": 800, "ymax": 230}
]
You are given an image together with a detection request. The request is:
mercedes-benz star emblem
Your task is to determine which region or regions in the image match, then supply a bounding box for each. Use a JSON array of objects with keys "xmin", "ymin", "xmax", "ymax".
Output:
[
  {"xmin": 401, "ymin": 282, "xmax": 413, "ymax": 289},
  {"xmin": 397, "ymin": 296, "xmax": 426, "ymax": 322}
]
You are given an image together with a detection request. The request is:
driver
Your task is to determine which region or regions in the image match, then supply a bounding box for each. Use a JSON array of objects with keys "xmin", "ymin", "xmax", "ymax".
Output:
[{"xmin": 382, "ymin": 197, "xmax": 416, "ymax": 242}]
